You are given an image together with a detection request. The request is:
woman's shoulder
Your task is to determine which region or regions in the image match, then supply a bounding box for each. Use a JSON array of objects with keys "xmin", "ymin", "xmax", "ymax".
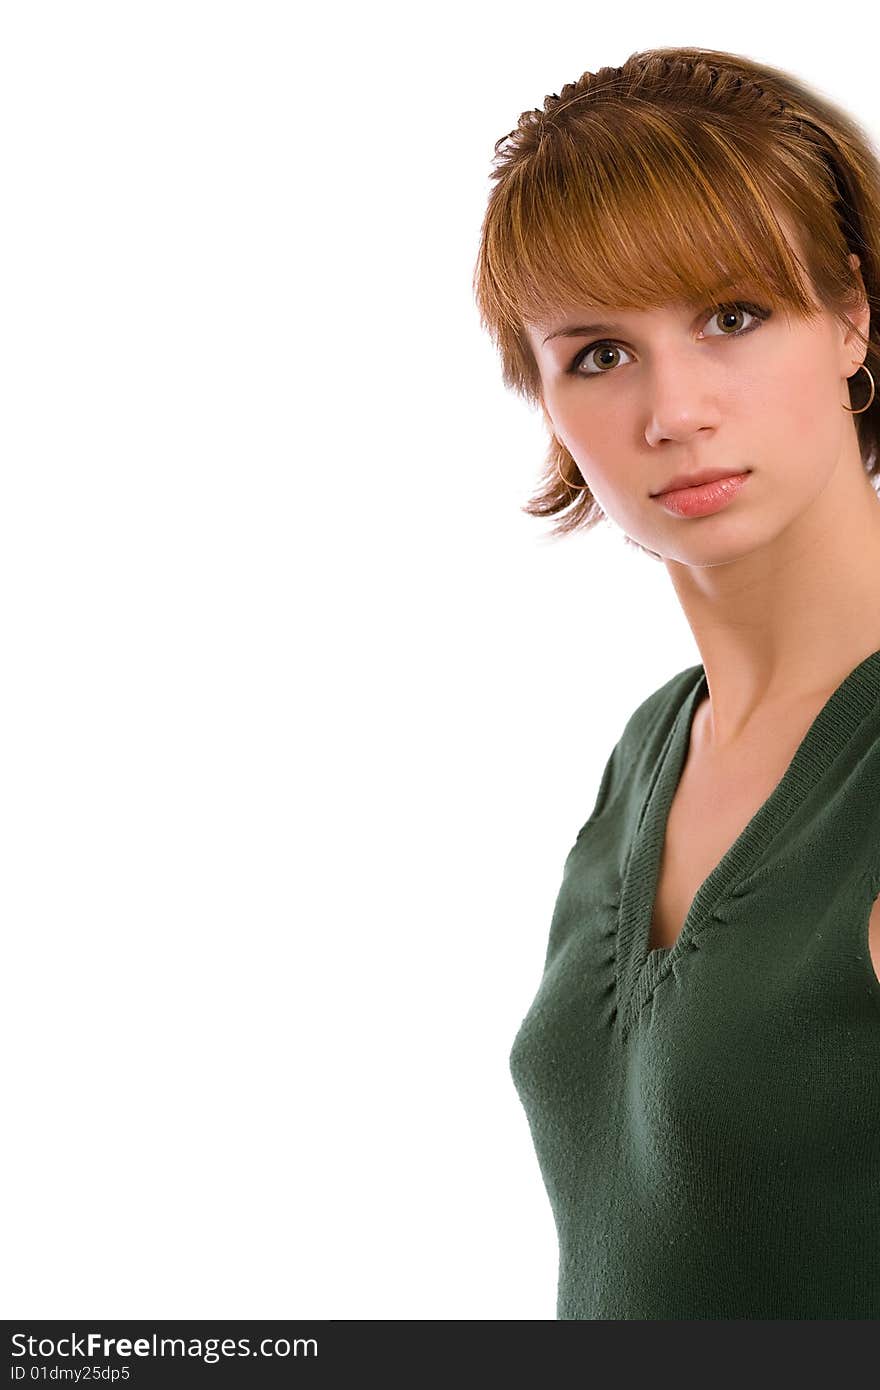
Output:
[
  {"xmin": 576, "ymin": 663, "xmax": 703, "ymax": 834},
  {"xmin": 616, "ymin": 660, "xmax": 704, "ymax": 749}
]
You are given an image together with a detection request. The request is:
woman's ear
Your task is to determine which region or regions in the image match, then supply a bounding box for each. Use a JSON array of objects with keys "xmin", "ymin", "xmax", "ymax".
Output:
[{"xmin": 843, "ymin": 252, "xmax": 871, "ymax": 353}]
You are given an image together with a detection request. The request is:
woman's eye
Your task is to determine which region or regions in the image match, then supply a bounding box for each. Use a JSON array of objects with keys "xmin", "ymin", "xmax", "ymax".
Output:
[
  {"xmin": 571, "ymin": 343, "xmax": 634, "ymax": 377},
  {"xmin": 702, "ymin": 302, "xmax": 763, "ymax": 338},
  {"xmin": 568, "ymin": 301, "xmax": 770, "ymax": 378}
]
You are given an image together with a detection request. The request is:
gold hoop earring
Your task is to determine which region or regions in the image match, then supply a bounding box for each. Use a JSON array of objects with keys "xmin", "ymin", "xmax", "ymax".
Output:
[
  {"xmin": 556, "ymin": 456, "xmax": 590, "ymax": 492},
  {"xmin": 842, "ymin": 362, "xmax": 875, "ymax": 414}
]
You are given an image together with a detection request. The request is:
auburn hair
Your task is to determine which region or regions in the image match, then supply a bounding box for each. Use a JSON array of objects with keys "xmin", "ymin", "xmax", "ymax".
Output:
[{"xmin": 472, "ymin": 46, "xmax": 880, "ymax": 542}]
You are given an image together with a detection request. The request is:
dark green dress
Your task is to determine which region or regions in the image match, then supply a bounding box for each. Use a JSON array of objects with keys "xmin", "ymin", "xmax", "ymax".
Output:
[{"xmin": 509, "ymin": 651, "xmax": 880, "ymax": 1319}]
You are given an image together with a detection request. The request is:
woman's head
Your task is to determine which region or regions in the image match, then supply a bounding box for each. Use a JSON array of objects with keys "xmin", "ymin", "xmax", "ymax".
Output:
[{"xmin": 473, "ymin": 47, "xmax": 880, "ymax": 560}]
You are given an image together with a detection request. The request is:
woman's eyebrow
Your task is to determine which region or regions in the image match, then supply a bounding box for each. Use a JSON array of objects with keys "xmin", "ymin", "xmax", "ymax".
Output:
[{"xmin": 543, "ymin": 321, "xmax": 619, "ymax": 345}]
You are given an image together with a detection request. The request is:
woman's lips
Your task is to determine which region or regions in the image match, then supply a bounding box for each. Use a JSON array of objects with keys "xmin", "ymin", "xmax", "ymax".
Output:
[{"xmin": 651, "ymin": 470, "xmax": 752, "ymax": 518}]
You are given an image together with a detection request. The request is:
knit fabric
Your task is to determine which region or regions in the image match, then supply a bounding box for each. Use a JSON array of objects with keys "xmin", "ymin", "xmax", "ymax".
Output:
[{"xmin": 509, "ymin": 651, "xmax": 880, "ymax": 1319}]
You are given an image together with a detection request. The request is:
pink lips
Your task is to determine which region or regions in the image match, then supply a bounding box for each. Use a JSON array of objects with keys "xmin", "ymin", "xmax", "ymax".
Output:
[{"xmin": 651, "ymin": 471, "xmax": 752, "ymax": 518}]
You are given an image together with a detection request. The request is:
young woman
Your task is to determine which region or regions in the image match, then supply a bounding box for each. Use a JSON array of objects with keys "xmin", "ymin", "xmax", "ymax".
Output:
[{"xmin": 473, "ymin": 46, "xmax": 880, "ymax": 1319}]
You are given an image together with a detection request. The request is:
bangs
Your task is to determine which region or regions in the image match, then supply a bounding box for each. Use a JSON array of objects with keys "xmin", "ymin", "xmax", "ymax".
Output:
[{"xmin": 487, "ymin": 106, "xmax": 822, "ymax": 334}]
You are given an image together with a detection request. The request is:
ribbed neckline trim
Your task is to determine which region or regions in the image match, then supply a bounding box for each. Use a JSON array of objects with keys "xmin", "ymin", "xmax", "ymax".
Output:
[{"xmin": 617, "ymin": 647, "xmax": 880, "ymax": 1039}]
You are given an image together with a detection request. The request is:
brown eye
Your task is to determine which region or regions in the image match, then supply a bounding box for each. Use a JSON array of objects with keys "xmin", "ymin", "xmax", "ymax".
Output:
[
  {"xmin": 570, "ymin": 343, "xmax": 635, "ymax": 377},
  {"xmin": 592, "ymin": 346, "xmax": 625, "ymax": 370},
  {"xmin": 705, "ymin": 304, "xmax": 757, "ymax": 336}
]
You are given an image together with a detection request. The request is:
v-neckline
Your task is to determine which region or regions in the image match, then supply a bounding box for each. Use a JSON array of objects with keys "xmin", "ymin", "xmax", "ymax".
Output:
[{"xmin": 615, "ymin": 646, "xmax": 880, "ymax": 1038}]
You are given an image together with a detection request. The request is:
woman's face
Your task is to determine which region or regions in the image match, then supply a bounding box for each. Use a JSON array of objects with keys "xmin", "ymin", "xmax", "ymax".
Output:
[{"xmin": 526, "ymin": 208, "xmax": 870, "ymax": 566}]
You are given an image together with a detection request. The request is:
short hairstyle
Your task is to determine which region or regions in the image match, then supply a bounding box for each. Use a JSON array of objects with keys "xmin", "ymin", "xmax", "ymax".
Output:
[{"xmin": 472, "ymin": 46, "xmax": 880, "ymax": 543}]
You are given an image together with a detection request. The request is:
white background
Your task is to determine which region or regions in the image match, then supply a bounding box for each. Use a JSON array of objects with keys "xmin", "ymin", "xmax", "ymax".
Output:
[{"xmin": 2, "ymin": 1, "xmax": 877, "ymax": 1320}]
